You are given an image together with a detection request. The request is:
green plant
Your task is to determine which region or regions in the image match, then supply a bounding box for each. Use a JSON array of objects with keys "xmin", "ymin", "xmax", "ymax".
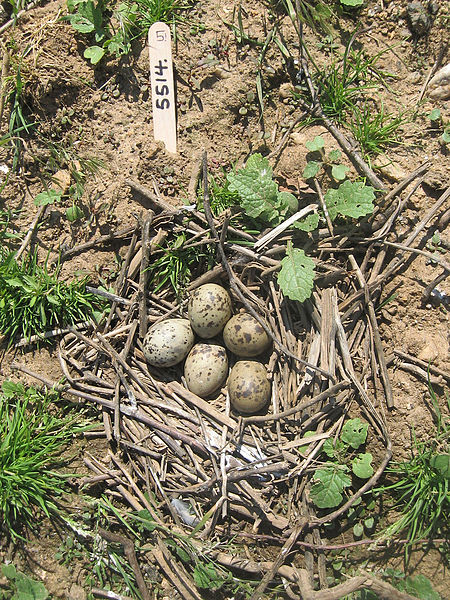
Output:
[
  {"xmin": 309, "ymin": 418, "xmax": 374, "ymax": 509},
  {"xmin": 133, "ymin": 0, "xmax": 193, "ymax": 33},
  {"xmin": 65, "ymin": 0, "xmax": 139, "ymax": 64},
  {"xmin": 146, "ymin": 232, "xmax": 215, "ymax": 298},
  {"xmin": 0, "ymin": 250, "xmax": 106, "ymax": 344},
  {"xmin": 303, "ymin": 135, "xmax": 349, "ymax": 180},
  {"xmin": 226, "ymin": 153, "xmax": 298, "ymax": 226},
  {"xmin": 0, "ymin": 381, "xmax": 88, "ymax": 540},
  {"xmin": 342, "ymin": 570, "xmax": 442, "ymax": 599},
  {"xmin": 375, "ymin": 383, "xmax": 449, "ymax": 556},
  {"xmin": 0, "ymin": 563, "xmax": 49, "ymax": 600},
  {"xmin": 348, "ymin": 103, "xmax": 405, "ymax": 159}
]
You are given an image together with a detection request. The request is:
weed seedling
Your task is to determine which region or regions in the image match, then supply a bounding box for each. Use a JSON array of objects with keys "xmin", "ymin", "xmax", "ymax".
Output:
[{"xmin": 348, "ymin": 103, "xmax": 405, "ymax": 159}]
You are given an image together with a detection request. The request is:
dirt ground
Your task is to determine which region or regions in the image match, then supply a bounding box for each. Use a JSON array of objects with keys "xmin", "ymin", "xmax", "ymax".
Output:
[{"xmin": 0, "ymin": 0, "xmax": 449, "ymax": 598}]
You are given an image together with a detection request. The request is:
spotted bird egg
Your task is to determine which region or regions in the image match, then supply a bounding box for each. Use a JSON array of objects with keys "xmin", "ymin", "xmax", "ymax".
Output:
[
  {"xmin": 143, "ymin": 319, "xmax": 195, "ymax": 368},
  {"xmin": 188, "ymin": 283, "xmax": 232, "ymax": 338},
  {"xmin": 184, "ymin": 343, "xmax": 229, "ymax": 398},
  {"xmin": 223, "ymin": 312, "xmax": 271, "ymax": 357},
  {"xmin": 228, "ymin": 361, "xmax": 271, "ymax": 414}
]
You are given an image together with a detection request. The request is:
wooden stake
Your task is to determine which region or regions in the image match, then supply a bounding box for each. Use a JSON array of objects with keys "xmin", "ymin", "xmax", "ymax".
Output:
[{"xmin": 148, "ymin": 22, "xmax": 177, "ymax": 153}]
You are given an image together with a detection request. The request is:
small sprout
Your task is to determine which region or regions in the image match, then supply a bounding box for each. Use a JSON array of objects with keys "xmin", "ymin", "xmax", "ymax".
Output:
[
  {"xmin": 305, "ymin": 135, "xmax": 325, "ymax": 152},
  {"xmin": 328, "ymin": 149, "xmax": 342, "ymax": 161},
  {"xmin": 442, "ymin": 127, "xmax": 450, "ymax": 144},
  {"xmin": 331, "ymin": 164, "xmax": 348, "ymax": 181},
  {"xmin": 303, "ymin": 160, "xmax": 321, "ymax": 179},
  {"xmin": 428, "ymin": 108, "xmax": 442, "ymax": 122}
]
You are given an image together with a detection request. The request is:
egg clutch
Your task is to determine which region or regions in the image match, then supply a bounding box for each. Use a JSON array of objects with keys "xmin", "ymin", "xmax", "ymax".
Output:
[{"xmin": 142, "ymin": 283, "xmax": 272, "ymax": 414}]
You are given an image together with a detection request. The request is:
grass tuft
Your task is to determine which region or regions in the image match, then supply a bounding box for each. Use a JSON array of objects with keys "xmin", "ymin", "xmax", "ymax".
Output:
[
  {"xmin": 0, "ymin": 381, "xmax": 87, "ymax": 540},
  {"xmin": 0, "ymin": 250, "xmax": 106, "ymax": 345}
]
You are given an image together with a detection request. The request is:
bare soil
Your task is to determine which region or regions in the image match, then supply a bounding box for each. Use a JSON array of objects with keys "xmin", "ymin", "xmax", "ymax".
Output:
[{"xmin": 0, "ymin": 0, "xmax": 449, "ymax": 598}]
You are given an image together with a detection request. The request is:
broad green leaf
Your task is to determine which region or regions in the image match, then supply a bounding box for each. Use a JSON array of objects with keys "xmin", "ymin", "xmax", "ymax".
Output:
[
  {"xmin": 84, "ymin": 45, "xmax": 105, "ymax": 65},
  {"xmin": 340, "ymin": 0, "xmax": 364, "ymax": 5},
  {"xmin": 1, "ymin": 564, "xmax": 17, "ymax": 579},
  {"xmin": 325, "ymin": 180, "xmax": 375, "ymax": 221},
  {"xmin": 292, "ymin": 213, "xmax": 319, "ymax": 232},
  {"xmin": 328, "ymin": 149, "xmax": 341, "ymax": 161},
  {"xmin": 277, "ymin": 242, "xmax": 315, "ymax": 302},
  {"xmin": 303, "ymin": 160, "xmax": 321, "ymax": 179},
  {"xmin": 364, "ymin": 517, "xmax": 375, "ymax": 530},
  {"xmin": 353, "ymin": 522, "xmax": 364, "ymax": 537},
  {"xmin": 310, "ymin": 463, "xmax": 351, "ymax": 509},
  {"xmin": 15, "ymin": 570, "xmax": 49, "ymax": 600},
  {"xmin": 176, "ymin": 546, "xmax": 191, "ymax": 563},
  {"xmin": 278, "ymin": 191, "xmax": 298, "ymax": 214},
  {"xmin": 430, "ymin": 454, "xmax": 450, "ymax": 479},
  {"xmin": 34, "ymin": 188, "xmax": 62, "ymax": 206},
  {"xmin": 341, "ymin": 418, "xmax": 368, "ymax": 449},
  {"xmin": 193, "ymin": 562, "xmax": 224, "ymax": 590},
  {"xmin": 442, "ymin": 128, "xmax": 450, "ymax": 144},
  {"xmin": 66, "ymin": 205, "xmax": 83, "ymax": 222},
  {"xmin": 227, "ymin": 154, "xmax": 281, "ymax": 223},
  {"xmin": 323, "ymin": 438, "xmax": 335, "ymax": 458},
  {"xmin": 331, "ymin": 164, "xmax": 348, "ymax": 181},
  {"xmin": 428, "ymin": 108, "xmax": 441, "ymax": 121},
  {"xmin": 352, "ymin": 452, "xmax": 374, "ymax": 478},
  {"xmin": 305, "ymin": 135, "xmax": 325, "ymax": 152},
  {"xmin": 2, "ymin": 380, "xmax": 25, "ymax": 397},
  {"xmin": 403, "ymin": 574, "xmax": 441, "ymax": 600}
]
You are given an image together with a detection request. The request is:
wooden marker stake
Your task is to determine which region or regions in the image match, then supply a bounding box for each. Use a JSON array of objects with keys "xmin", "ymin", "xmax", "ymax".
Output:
[{"xmin": 148, "ymin": 22, "xmax": 177, "ymax": 154}]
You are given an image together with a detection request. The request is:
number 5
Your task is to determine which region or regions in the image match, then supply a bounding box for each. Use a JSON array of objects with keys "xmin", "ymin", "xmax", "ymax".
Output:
[{"xmin": 156, "ymin": 30, "xmax": 166, "ymax": 41}]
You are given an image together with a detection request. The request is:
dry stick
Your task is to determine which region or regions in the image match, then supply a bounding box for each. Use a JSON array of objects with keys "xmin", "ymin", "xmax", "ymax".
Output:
[
  {"xmin": 139, "ymin": 211, "xmax": 154, "ymax": 338},
  {"xmin": 349, "ymin": 255, "xmax": 394, "ymax": 409},
  {"xmin": 13, "ymin": 321, "xmax": 90, "ymax": 348},
  {"xmin": 14, "ymin": 205, "xmax": 46, "ymax": 261},
  {"xmin": 0, "ymin": 45, "xmax": 10, "ymax": 124},
  {"xmin": 422, "ymin": 269, "xmax": 448, "ymax": 305},
  {"xmin": 296, "ymin": 568, "xmax": 418, "ymax": 600},
  {"xmin": 152, "ymin": 538, "xmax": 203, "ymax": 600},
  {"xmin": 201, "ymin": 151, "xmax": 333, "ymax": 380},
  {"xmin": 253, "ymin": 204, "xmax": 317, "ymax": 250},
  {"xmin": 91, "ymin": 589, "xmax": 134, "ymax": 600},
  {"xmin": 248, "ymin": 525, "xmax": 303, "ymax": 600},
  {"xmin": 10, "ymin": 362, "xmax": 209, "ymax": 456},
  {"xmin": 375, "ymin": 240, "xmax": 450, "ymax": 273},
  {"xmin": 340, "ymin": 186, "xmax": 450, "ymax": 315},
  {"xmin": 313, "ymin": 177, "xmax": 333, "ymax": 237},
  {"xmin": 59, "ymin": 226, "xmax": 135, "ymax": 262},
  {"xmin": 97, "ymin": 529, "xmax": 151, "ymax": 600}
]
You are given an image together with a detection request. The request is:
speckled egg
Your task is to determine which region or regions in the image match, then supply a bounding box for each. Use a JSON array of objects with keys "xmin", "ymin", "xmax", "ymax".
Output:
[
  {"xmin": 188, "ymin": 283, "xmax": 232, "ymax": 338},
  {"xmin": 228, "ymin": 361, "xmax": 271, "ymax": 415},
  {"xmin": 223, "ymin": 313, "xmax": 271, "ymax": 357},
  {"xmin": 184, "ymin": 343, "xmax": 229, "ymax": 398},
  {"xmin": 143, "ymin": 319, "xmax": 195, "ymax": 368}
]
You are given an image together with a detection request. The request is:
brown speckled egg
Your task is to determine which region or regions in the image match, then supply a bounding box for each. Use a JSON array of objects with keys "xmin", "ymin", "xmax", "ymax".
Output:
[
  {"xmin": 228, "ymin": 361, "xmax": 271, "ymax": 414},
  {"xmin": 184, "ymin": 343, "xmax": 229, "ymax": 398},
  {"xmin": 223, "ymin": 313, "xmax": 271, "ymax": 357},
  {"xmin": 188, "ymin": 283, "xmax": 232, "ymax": 338},
  {"xmin": 143, "ymin": 319, "xmax": 194, "ymax": 367}
]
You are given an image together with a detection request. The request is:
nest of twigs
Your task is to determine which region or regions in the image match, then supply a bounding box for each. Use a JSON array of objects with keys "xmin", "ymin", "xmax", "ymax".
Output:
[{"xmin": 15, "ymin": 156, "xmax": 449, "ymax": 599}]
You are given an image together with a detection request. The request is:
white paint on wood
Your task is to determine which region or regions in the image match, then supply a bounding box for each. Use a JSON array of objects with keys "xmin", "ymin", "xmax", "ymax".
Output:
[{"xmin": 148, "ymin": 22, "xmax": 177, "ymax": 153}]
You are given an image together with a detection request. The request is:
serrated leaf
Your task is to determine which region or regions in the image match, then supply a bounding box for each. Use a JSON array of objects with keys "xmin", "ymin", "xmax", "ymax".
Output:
[
  {"xmin": 341, "ymin": 418, "xmax": 368, "ymax": 449},
  {"xmin": 84, "ymin": 45, "xmax": 105, "ymax": 65},
  {"xmin": 305, "ymin": 135, "xmax": 325, "ymax": 151},
  {"xmin": 353, "ymin": 522, "xmax": 364, "ymax": 537},
  {"xmin": 292, "ymin": 213, "xmax": 319, "ymax": 232},
  {"xmin": 331, "ymin": 164, "xmax": 348, "ymax": 181},
  {"xmin": 34, "ymin": 188, "xmax": 62, "ymax": 206},
  {"xmin": 352, "ymin": 453, "xmax": 374, "ymax": 478},
  {"xmin": 278, "ymin": 241, "xmax": 315, "ymax": 302},
  {"xmin": 328, "ymin": 149, "xmax": 342, "ymax": 161},
  {"xmin": 303, "ymin": 160, "xmax": 321, "ymax": 179},
  {"xmin": 310, "ymin": 463, "xmax": 351, "ymax": 509},
  {"xmin": 325, "ymin": 180, "xmax": 375, "ymax": 221},
  {"xmin": 430, "ymin": 454, "xmax": 450, "ymax": 479},
  {"xmin": 227, "ymin": 154, "xmax": 281, "ymax": 223},
  {"xmin": 323, "ymin": 438, "xmax": 335, "ymax": 458}
]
